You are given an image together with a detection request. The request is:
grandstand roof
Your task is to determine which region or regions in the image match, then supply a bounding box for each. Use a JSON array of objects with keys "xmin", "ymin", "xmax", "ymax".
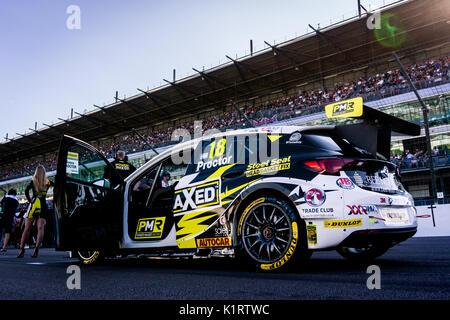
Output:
[{"xmin": 1, "ymin": 0, "xmax": 449, "ymax": 166}]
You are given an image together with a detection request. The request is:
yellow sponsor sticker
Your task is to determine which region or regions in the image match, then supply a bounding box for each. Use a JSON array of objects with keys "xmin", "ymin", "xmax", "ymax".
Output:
[
  {"xmin": 325, "ymin": 97, "xmax": 363, "ymax": 118},
  {"xmin": 135, "ymin": 217, "xmax": 166, "ymax": 239},
  {"xmin": 67, "ymin": 152, "xmax": 79, "ymax": 160},
  {"xmin": 323, "ymin": 218, "xmax": 362, "ymax": 228},
  {"xmin": 244, "ymin": 156, "xmax": 291, "ymax": 177},
  {"xmin": 196, "ymin": 237, "xmax": 232, "ymax": 247},
  {"xmin": 307, "ymin": 225, "xmax": 318, "ymax": 245}
]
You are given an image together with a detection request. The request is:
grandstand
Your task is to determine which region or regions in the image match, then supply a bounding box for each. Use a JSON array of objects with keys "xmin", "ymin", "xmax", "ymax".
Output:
[{"xmin": 1, "ymin": 0, "xmax": 450, "ymax": 205}]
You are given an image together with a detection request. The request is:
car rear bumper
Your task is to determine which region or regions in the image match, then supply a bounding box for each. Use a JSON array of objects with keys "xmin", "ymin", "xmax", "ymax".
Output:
[{"xmin": 340, "ymin": 226, "xmax": 417, "ymax": 248}]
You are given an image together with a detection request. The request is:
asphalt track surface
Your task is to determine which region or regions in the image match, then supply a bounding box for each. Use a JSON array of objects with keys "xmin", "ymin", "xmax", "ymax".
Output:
[{"xmin": 0, "ymin": 236, "xmax": 449, "ymax": 300}]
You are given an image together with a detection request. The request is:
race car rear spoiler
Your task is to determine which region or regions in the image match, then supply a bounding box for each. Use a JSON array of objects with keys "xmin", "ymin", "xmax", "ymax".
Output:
[{"xmin": 325, "ymin": 97, "xmax": 421, "ymax": 159}]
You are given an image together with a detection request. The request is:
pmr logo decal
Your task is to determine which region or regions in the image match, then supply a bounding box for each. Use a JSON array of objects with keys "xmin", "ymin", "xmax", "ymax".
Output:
[
  {"xmin": 305, "ymin": 188, "xmax": 326, "ymax": 207},
  {"xmin": 325, "ymin": 97, "xmax": 363, "ymax": 118},
  {"xmin": 135, "ymin": 217, "xmax": 166, "ymax": 239},
  {"xmin": 173, "ymin": 179, "xmax": 220, "ymax": 214},
  {"xmin": 336, "ymin": 178, "xmax": 354, "ymax": 189}
]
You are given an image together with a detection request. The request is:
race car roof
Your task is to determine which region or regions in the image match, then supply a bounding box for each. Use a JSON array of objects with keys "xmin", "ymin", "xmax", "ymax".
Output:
[{"xmin": 1, "ymin": 0, "xmax": 449, "ymax": 167}]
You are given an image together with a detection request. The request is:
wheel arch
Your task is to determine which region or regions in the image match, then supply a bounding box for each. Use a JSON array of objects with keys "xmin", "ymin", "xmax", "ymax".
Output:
[{"xmin": 228, "ymin": 182, "xmax": 302, "ymax": 247}]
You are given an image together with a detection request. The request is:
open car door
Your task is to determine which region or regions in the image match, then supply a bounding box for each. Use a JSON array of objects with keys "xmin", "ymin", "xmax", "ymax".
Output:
[{"xmin": 54, "ymin": 135, "xmax": 124, "ymax": 251}]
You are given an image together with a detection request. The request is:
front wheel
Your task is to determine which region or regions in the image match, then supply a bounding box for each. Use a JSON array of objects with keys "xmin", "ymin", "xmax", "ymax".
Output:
[
  {"xmin": 235, "ymin": 196, "xmax": 307, "ymax": 271},
  {"xmin": 336, "ymin": 244, "xmax": 390, "ymax": 262},
  {"xmin": 74, "ymin": 250, "xmax": 103, "ymax": 265}
]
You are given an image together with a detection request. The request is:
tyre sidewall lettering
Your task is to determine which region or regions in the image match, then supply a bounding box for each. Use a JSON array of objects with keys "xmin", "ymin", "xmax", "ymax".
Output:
[
  {"xmin": 237, "ymin": 196, "xmax": 301, "ymax": 271},
  {"xmin": 80, "ymin": 251, "xmax": 100, "ymax": 265},
  {"xmin": 260, "ymin": 221, "xmax": 298, "ymax": 271}
]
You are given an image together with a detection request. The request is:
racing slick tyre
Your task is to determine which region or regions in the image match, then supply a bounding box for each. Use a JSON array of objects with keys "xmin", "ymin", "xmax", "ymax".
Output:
[
  {"xmin": 235, "ymin": 196, "xmax": 308, "ymax": 272},
  {"xmin": 74, "ymin": 250, "xmax": 104, "ymax": 265},
  {"xmin": 336, "ymin": 244, "xmax": 390, "ymax": 262}
]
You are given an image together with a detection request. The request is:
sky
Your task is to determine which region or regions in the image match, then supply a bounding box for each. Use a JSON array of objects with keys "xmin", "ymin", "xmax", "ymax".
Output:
[{"xmin": 0, "ymin": 0, "xmax": 391, "ymax": 141}]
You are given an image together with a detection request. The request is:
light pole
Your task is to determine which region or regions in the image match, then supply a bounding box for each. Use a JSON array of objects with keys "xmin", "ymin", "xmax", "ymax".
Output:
[{"xmin": 393, "ymin": 52, "xmax": 437, "ymax": 226}]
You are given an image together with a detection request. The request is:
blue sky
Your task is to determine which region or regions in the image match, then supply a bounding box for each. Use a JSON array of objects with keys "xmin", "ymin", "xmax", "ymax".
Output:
[{"xmin": 0, "ymin": 0, "xmax": 386, "ymax": 141}]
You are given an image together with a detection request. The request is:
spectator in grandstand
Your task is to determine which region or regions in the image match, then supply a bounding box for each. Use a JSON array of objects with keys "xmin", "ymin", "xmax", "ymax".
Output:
[
  {"xmin": 18, "ymin": 166, "xmax": 54, "ymax": 258},
  {"xmin": 433, "ymin": 147, "xmax": 440, "ymax": 156},
  {"xmin": 0, "ymin": 189, "xmax": 19, "ymax": 252}
]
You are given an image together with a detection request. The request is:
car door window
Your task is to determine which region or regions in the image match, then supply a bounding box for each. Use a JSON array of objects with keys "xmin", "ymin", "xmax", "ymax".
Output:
[
  {"xmin": 146, "ymin": 155, "xmax": 189, "ymax": 209},
  {"xmin": 66, "ymin": 143, "xmax": 110, "ymax": 188},
  {"xmin": 130, "ymin": 165, "xmax": 160, "ymax": 206}
]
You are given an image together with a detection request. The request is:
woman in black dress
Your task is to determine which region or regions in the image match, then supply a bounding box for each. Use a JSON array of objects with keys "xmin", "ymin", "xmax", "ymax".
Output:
[{"xmin": 17, "ymin": 166, "xmax": 54, "ymax": 258}]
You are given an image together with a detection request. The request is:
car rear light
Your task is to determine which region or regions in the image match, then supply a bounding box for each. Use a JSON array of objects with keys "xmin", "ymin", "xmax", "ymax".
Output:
[{"xmin": 303, "ymin": 158, "xmax": 355, "ymax": 174}]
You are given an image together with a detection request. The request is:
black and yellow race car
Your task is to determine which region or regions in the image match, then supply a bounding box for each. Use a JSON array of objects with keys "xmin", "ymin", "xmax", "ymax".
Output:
[{"xmin": 54, "ymin": 98, "xmax": 420, "ymax": 271}]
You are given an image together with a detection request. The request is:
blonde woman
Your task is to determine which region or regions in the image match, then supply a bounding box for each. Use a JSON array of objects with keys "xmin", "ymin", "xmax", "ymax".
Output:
[{"xmin": 17, "ymin": 166, "xmax": 54, "ymax": 258}]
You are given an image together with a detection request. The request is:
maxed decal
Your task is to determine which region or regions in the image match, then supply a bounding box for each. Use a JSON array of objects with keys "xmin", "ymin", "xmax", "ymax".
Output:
[
  {"xmin": 115, "ymin": 163, "xmax": 131, "ymax": 171},
  {"xmin": 244, "ymin": 156, "xmax": 291, "ymax": 177},
  {"xmin": 135, "ymin": 217, "xmax": 166, "ymax": 239},
  {"xmin": 347, "ymin": 205, "xmax": 377, "ymax": 215},
  {"xmin": 336, "ymin": 177, "xmax": 354, "ymax": 189},
  {"xmin": 173, "ymin": 179, "xmax": 220, "ymax": 214},
  {"xmin": 305, "ymin": 188, "xmax": 326, "ymax": 207},
  {"xmin": 196, "ymin": 237, "xmax": 232, "ymax": 247},
  {"xmin": 261, "ymin": 222, "xmax": 298, "ymax": 270},
  {"xmin": 323, "ymin": 218, "xmax": 362, "ymax": 228}
]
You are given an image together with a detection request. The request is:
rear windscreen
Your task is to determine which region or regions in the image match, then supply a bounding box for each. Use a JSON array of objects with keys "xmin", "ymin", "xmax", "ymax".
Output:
[{"xmin": 301, "ymin": 133, "xmax": 375, "ymax": 158}]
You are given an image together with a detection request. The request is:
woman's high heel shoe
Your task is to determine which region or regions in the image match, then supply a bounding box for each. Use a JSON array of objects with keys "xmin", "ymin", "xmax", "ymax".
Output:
[
  {"xmin": 31, "ymin": 247, "xmax": 39, "ymax": 258},
  {"xmin": 17, "ymin": 249, "xmax": 25, "ymax": 258}
]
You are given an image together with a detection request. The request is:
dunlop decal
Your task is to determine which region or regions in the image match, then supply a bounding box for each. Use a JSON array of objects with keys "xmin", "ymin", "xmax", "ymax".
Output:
[{"xmin": 323, "ymin": 218, "xmax": 362, "ymax": 228}]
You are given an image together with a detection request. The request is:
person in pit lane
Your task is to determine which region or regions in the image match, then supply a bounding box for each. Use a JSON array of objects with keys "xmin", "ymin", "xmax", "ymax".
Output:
[
  {"xmin": 104, "ymin": 148, "xmax": 137, "ymax": 186},
  {"xmin": 18, "ymin": 166, "xmax": 54, "ymax": 258}
]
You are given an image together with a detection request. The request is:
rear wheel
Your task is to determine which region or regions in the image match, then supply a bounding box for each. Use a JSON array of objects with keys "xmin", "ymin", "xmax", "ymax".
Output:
[
  {"xmin": 235, "ymin": 196, "xmax": 307, "ymax": 271},
  {"xmin": 74, "ymin": 250, "xmax": 103, "ymax": 265},
  {"xmin": 336, "ymin": 244, "xmax": 390, "ymax": 262}
]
